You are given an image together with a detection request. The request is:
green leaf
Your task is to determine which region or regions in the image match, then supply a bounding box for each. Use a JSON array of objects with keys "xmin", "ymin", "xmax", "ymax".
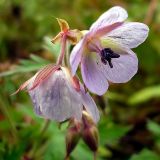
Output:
[
  {"xmin": 99, "ymin": 118, "xmax": 132, "ymax": 145},
  {"xmin": 0, "ymin": 54, "xmax": 49, "ymax": 77},
  {"xmin": 72, "ymin": 140, "xmax": 99, "ymax": 160},
  {"xmin": 0, "ymin": 142, "xmax": 5, "ymax": 153},
  {"xmin": 44, "ymin": 123, "xmax": 66, "ymax": 160},
  {"xmin": 107, "ymin": 91, "xmax": 126, "ymax": 102},
  {"xmin": 43, "ymin": 36, "xmax": 60, "ymax": 58},
  {"xmin": 3, "ymin": 143, "xmax": 27, "ymax": 160},
  {"xmin": 147, "ymin": 120, "xmax": 160, "ymax": 136},
  {"xmin": 128, "ymin": 85, "xmax": 160, "ymax": 105},
  {"xmin": 30, "ymin": 54, "xmax": 49, "ymax": 63},
  {"xmin": 130, "ymin": 149, "xmax": 159, "ymax": 160}
]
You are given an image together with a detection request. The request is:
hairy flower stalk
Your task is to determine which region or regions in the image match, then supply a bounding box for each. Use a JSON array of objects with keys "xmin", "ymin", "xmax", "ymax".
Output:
[{"xmin": 56, "ymin": 33, "xmax": 67, "ymax": 65}]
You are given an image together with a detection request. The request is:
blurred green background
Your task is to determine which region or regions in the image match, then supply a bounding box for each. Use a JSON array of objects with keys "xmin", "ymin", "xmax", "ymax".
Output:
[{"xmin": 0, "ymin": 0, "xmax": 160, "ymax": 159}]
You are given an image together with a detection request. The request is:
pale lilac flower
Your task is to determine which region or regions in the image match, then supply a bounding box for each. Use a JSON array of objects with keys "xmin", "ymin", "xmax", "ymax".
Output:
[
  {"xmin": 16, "ymin": 65, "xmax": 99, "ymax": 123},
  {"xmin": 70, "ymin": 6, "xmax": 149, "ymax": 95}
]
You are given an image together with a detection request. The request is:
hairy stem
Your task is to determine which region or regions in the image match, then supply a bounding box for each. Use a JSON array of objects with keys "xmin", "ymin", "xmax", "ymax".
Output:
[
  {"xmin": 57, "ymin": 34, "xmax": 67, "ymax": 65},
  {"xmin": 65, "ymin": 41, "xmax": 70, "ymax": 67}
]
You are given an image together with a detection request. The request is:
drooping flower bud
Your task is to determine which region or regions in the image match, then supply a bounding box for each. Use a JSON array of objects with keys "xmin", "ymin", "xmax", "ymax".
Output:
[
  {"xmin": 65, "ymin": 119, "xmax": 81, "ymax": 159},
  {"xmin": 82, "ymin": 111, "xmax": 99, "ymax": 153}
]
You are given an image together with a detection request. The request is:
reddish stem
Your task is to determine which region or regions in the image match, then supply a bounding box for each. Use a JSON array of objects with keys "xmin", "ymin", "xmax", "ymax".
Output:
[{"xmin": 57, "ymin": 33, "xmax": 67, "ymax": 65}]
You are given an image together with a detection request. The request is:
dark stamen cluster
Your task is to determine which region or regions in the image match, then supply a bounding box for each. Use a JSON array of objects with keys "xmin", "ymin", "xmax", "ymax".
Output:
[{"xmin": 100, "ymin": 48, "xmax": 120, "ymax": 68}]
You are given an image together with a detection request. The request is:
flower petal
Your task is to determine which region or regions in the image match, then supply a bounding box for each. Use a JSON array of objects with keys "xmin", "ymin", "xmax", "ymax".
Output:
[
  {"xmin": 29, "ymin": 64, "xmax": 59, "ymax": 90},
  {"xmin": 70, "ymin": 39, "xmax": 85, "ymax": 75},
  {"xmin": 90, "ymin": 6, "xmax": 128, "ymax": 33},
  {"xmin": 80, "ymin": 85, "xmax": 100, "ymax": 123},
  {"xmin": 29, "ymin": 70, "xmax": 83, "ymax": 122},
  {"xmin": 27, "ymin": 75, "xmax": 43, "ymax": 116},
  {"xmin": 81, "ymin": 52, "xmax": 109, "ymax": 96},
  {"xmin": 106, "ymin": 22, "xmax": 149, "ymax": 48},
  {"xmin": 101, "ymin": 48, "xmax": 138, "ymax": 83}
]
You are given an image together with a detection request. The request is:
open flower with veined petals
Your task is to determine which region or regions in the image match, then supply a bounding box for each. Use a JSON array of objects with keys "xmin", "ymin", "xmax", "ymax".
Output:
[
  {"xmin": 15, "ymin": 65, "xmax": 99, "ymax": 123},
  {"xmin": 70, "ymin": 6, "xmax": 149, "ymax": 95}
]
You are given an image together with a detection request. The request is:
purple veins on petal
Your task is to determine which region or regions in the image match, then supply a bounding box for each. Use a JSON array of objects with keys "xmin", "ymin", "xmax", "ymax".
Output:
[
  {"xmin": 101, "ymin": 49, "xmax": 138, "ymax": 83},
  {"xmin": 70, "ymin": 39, "xmax": 85, "ymax": 75},
  {"xmin": 81, "ymin": 52, "xmax": 109, "ymax": 96},
  {"xmin": 80, "ymin": 47, "xmax": 138, "ymax": 94},
  {"xmin": 90, "ymin": 6, "xmax": 128, "ymax": 34},
  {"xmin": 70, "ymin": 6, "xmax": 149, "ymax": 96},
  {"xmin": 26, "ymin": 66, "xmax": 100, "ymax": 123},
  {"xmin": 29, "ymin": 69, "xmax": 83, "ymax": 122},
  {"xmin": 14, "ymin": 64, "xmax": 59, "ymax": 95},
  {"xmin": 105, "ymin": 22, "xmax": 149, "ymax": 48},
  {"xmin": 29, "ymin": 64, "xmax": 60, "ymax": 90}
]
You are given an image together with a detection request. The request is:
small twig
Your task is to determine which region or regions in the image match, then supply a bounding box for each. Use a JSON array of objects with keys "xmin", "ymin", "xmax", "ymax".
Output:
[{"xmin": 144, "ymin": 0, "xmax": 157, "ymax": 25}]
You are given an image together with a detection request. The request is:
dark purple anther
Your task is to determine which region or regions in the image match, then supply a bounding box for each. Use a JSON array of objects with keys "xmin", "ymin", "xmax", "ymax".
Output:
[{"xmin": 100, "ymin": 48, "xmax": 120, "ymax": 68}]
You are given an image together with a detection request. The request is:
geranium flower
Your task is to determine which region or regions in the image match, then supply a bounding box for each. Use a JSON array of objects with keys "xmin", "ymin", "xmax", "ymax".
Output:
[
  {"xmin": 70, "ymin": 6, "xmax": 149, "ymax": 95},
  {"xmin": 15, "ymin": 65, "xmax": 99, "ymax": 123}
]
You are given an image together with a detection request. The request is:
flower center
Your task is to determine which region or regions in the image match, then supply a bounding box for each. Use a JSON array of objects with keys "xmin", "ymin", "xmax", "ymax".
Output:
[{"xmin": 100, "ymin": 48, "xmax": 120, "ymax": 68}]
